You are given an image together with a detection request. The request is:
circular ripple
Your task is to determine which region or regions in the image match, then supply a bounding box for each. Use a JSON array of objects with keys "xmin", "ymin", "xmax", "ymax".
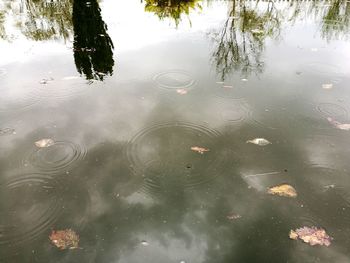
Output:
[
  {"xmin": 0, "ymin": 86, "xmax": 40, "ymax": 113},
  {"xmin": 297, "ymin": 214, "xmax": 323, "ymax": 227},
  {"xmin": 213, "ymin": 83, "xmax": 247, "ymax": 100},
  {"xmin": 301, "ymin": 62, "xmax": 344, "ymax": 83},
  {"xmin": 126, "ymin": 122, "xmax": 229, "ymax": 195},
  {"xmin": 302, "ymin": 165, "xmax": 347, "ymax": 187},
  {"xmin": 0, "ymin": 174, "xmax": 63, "ymax": 245},
  {"xmin": 248, "ymin": 107, "xmax": 294, "ymax": 130},
  {"xmin": 218, "ymin": 100, "xmax": 251, "ymax": 124},
  {"xmin": 297, "ymin": 165, "xmax": 350, "ymax": 209},
  {"xmin": 37, "ymin": 78, "xmax": 90, "ymax": 100},
  {"xmin": 316, "ymin": 103, "xmax": 348, "ymax": 120},
  {"xmin": 153, "ymin": 70, "xmax": 197, "ymax": 90},
  {"xmin": 0, "ymin": 68, "xmax": 6, "ymax": 76},
  {"xmin": 24, "ymin": 141, "xmax": 87, "ymax": 174}
]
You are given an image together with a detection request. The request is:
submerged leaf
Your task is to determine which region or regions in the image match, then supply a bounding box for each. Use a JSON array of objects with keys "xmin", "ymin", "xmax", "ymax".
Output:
[
  {"xmin": 289, "ymin": 227, "xmax": 332, "ymax": 246},
  {"xmin": 49, "ymin": 229, "xmax": 79, "ymax": 250},
  {"xmin": 268, "ymin": 184, "xmax": 297, "ymax": 197},
  {"xmin": 35, "ymin": 139, "xmax": 55, "ymax": 148},
  {"xmin": 246, "ymin": 138, "xmax": 271, "ymax": 146},
  {"xmin": 191, "ymin": 146, "xmax": 209, "ymax": 154}
]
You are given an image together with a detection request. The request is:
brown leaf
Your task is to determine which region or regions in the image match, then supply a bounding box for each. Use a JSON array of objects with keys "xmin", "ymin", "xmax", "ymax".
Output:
[
  {"xmin": 191, "ymin": 146, "xmax": 210, "ymax": 154},
  {"xmin": 267, "ymin": 184, "xmax": 297, "ymax": 198},
  {"xmin": 289, "ymin": 226, "xmax": 332, "ymax": 246},
  {"xmin": 49, "ymin": 229, "xmax": 79, "ymax": 250}
]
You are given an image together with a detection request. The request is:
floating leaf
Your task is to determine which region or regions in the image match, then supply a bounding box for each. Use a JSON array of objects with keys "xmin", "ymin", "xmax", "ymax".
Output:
[
  {"xmin": 49, "ymin": 229, "xmax": 79, "ymax": 250},
  {"xmin": 227, "ymin": 213, "xmax": 242, "ymax": 220},
  {"xmin": 268, "ymin": 184, "xmax": 297, "ymax": 197},
  {"xmin": 191, "ymin": 146, "xmax": 210, "ymax": 154},
  {"xmin": 289, "ymin": 227, "xmax": 332, "ymax": 246},
  {"xmin": 335, "ymin": 124, "xmax": 350, "ymax": 130},
  {"xmin": 176, "ymin": 89, "xmax": 188, "ymax": 95},
  {"xmin": 35, "ymin": 139, "xmax": 55, "ymax": 148},
  {"xmin": 141, "ymin": 240, "xmax": 149, "ymax": 246},
  {"xmin": 246, "ymin": 138, "xmax": 271, "ymax": 146},
  {"xmin": 289, "ymin": 230, "xmax": 298, "ymax": 240},
  {"xmin": 327, "ymin": 117, "xmax": 350, "ymax": 131},
  {"xmin": 322, "ymin": 83, "xmax": 333, "ymax": 89}
]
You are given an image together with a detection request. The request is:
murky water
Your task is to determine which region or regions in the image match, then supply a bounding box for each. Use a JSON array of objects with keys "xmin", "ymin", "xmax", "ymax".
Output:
[{"xmin": 1, "ymin": 0, "xmax": 350, "ymax": 262}]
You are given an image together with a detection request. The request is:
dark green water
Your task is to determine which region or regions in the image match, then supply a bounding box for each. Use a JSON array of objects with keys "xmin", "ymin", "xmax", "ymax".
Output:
[{"xmin": 0, "ymin": 0, "xmax": 350, "ymax": 262}]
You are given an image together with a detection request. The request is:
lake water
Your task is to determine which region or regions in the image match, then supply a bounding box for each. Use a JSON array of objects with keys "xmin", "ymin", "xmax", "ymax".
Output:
[{"xmin": 1, "ymin": 0, "xmax": 350, "ymax": 262}]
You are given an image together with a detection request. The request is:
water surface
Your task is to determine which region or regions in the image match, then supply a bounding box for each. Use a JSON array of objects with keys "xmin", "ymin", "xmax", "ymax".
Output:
[{"xmin": 1, "ymin": 0, "xmax": 350, "ymax": 262}]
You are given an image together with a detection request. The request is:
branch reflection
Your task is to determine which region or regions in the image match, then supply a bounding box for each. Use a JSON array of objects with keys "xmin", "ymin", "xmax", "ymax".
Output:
[{"xmin": 210, "ymin": 0, "xmax": 350, "ymax": 80}]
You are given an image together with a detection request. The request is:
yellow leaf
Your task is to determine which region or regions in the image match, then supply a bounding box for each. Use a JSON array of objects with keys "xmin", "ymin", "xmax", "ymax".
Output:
[
  {"xmin": 267, "ymin": 184, "xmax": 297, "ymax": 198},
  {"xmin": 289, "ymin": 230, "xmax": 298, "ymax": 240}
]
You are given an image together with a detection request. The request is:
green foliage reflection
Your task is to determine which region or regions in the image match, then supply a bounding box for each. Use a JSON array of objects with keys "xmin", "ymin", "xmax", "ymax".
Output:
[
  {"xmin": 210, "ymin": 0, "xmax": 350, "ymax": 80},
  {"xmin": 144, "ymin": 0, "xmax": 202, "ymax": 26},
  {"xmin": 211, "ymin": 1, "xmax": 281, "ymax": 80},
  {"xmin": 18, "ymin": 0, "xmax": 73, "ymax": 41}
]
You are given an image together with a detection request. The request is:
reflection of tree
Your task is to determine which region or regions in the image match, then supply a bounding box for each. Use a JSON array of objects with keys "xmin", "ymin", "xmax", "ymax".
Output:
[
  {"xmin": 17, "ymin": 0, "xmax": 73, "ymax": 41},
  {"xmin": 321, "ymin": 0, "xmax": 350, "ymax": 40},
  {"xmin": 0, "ymin": 0, "xmax": 114, "ymax": 81},
  {"xmin": 211, "ymin": 0, "xmax": 281, "ymax": 81},
  {"xmin": 211, "ymin": 0, "xmax": 350, "ymax": 80},
  {"xmin": 72, "ymin": 0, "xmax": 114, "ymax": 81},
  {"xmin": 0, "ymin": 10, "xmax": 6, "ymax": 40},
  {"xmin": 144, "ymin": 0, "xmax": 202, "ymax": 27}
]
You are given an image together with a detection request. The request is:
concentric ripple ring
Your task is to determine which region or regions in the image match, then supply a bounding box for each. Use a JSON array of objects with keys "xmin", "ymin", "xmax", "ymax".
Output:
[
  {"xmin": 126, "ymin": 122, "xmax": 229, "ymax": 194},
  {"xmin": 0, "ymin": 174, "xmax": 63, "ymax": 246},
  {"xmin": 153, "ymin": 70, "xmax": 197, "ymax": 90},
  {"xmin": 25, "ymin": 141, "xmax": 87, "ymax": 174}
]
